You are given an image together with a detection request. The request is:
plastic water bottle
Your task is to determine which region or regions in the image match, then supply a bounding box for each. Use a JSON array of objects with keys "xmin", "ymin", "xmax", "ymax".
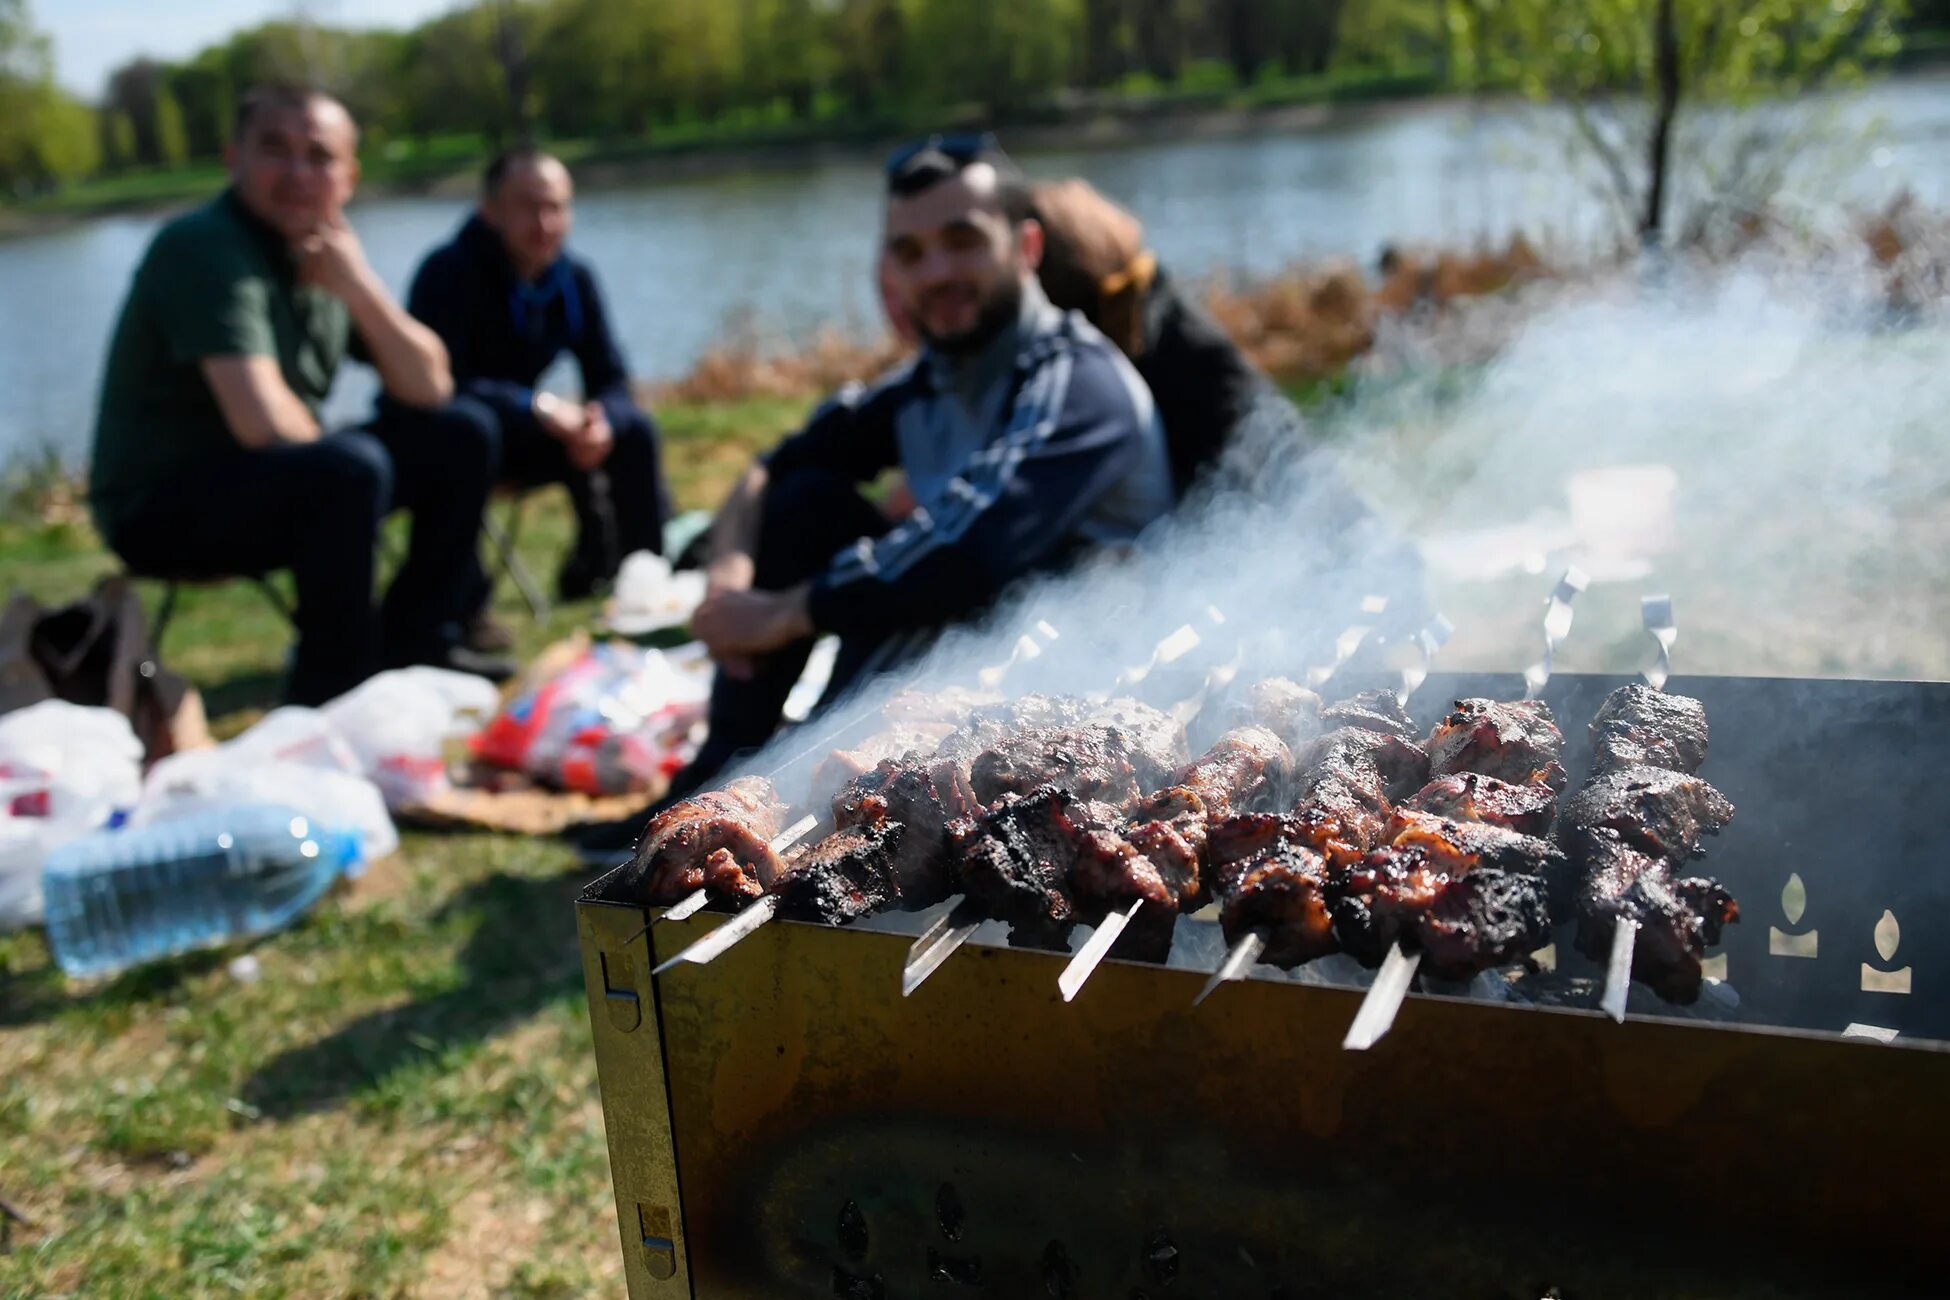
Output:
[{"xmin": 40, "ymin": 803, "xmax": 362, "ymax": 979}]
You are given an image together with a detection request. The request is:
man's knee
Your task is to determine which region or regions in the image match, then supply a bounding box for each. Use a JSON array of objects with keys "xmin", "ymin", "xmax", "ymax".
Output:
[{"xmin": 314, "ymin": 432, "xmax": 394, "ymax": 517}]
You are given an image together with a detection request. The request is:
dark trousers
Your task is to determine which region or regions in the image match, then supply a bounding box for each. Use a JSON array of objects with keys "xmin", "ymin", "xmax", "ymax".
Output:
[
  {"xmin": 664, "ymin": 468, "xmax": 907, "ymax": 803},
  {"xmin": 471, "ymin": 397, "xmax": 672, "ymax": 593},
  {"xmin": 108, "ymin": 403, "xmax": 496, "ymax": 706}
]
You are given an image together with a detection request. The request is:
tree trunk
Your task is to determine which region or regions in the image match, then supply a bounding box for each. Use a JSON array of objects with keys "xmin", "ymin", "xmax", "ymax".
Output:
[
  {"xmin": 1641, "ymin": 0, "xmax": 1681, "ymax": 243},
  {"xmin": 488, "ymin": 0, "xmax": 532, "ymax": 143}
]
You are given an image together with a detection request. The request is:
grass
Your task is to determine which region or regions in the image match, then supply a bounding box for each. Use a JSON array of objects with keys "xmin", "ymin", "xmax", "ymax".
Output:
[{"xmin": 0, "ymin": 394, "xmax": 809, "ymax": 1298}]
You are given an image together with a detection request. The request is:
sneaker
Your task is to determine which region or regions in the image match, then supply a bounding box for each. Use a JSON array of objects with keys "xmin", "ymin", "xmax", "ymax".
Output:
[{"xmin": 466, "ymin": 608, "xmax": 516, "ymax": 654}]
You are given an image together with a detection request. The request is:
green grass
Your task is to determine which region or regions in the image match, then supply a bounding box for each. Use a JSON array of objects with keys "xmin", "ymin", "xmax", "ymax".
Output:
[{"xmin": 0, "ymin": 395, "xmax": 808, "ymax": 1297}]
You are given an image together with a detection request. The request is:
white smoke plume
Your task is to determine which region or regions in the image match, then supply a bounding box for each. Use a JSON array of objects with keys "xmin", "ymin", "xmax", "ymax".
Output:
[{"xmin": 735, "ymin": 237, "xmax": 1950, "ymax": 802}]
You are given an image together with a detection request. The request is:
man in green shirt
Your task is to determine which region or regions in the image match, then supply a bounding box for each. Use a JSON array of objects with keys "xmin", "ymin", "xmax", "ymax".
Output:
[{"xmin": 91, "ymin": 85, "xmax": 506, "ymax": 705}]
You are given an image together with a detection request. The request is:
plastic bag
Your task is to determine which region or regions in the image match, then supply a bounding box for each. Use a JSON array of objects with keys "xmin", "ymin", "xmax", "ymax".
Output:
[
  {"xmin": 321, "ymin": 668, "xmax": 500, "ymax": 809},
  {"xmin": 0, "ymin": 700, "xmax": 145, "ymax": 930},
  {"xmin": 134, "ymin": 753, "xmax": 397, "ymax": 868},
  {"xmin": 471, "ymin": 642, "xmax": 710, "ymax": 795},
  {"xmin": 603, "ymin": 550, "xmax": 707, "ymax": 636}
]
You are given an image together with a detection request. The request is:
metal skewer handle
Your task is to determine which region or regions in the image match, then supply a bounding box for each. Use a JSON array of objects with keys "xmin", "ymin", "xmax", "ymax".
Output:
[
  {"xmin": 1398, "ymin": 612, "xmax": 1455, "ymax": 703},
  {"xmin": 1641, "ymin": 594, "xmax": 1676, "ymax": 691},
  {"xmin": 1305, "ymin": 594, "xmax": 1389, "ymax": 689},
  {"xmin": 1522, "ymin": 567, "xmax": 1589, "ymax": 699}
]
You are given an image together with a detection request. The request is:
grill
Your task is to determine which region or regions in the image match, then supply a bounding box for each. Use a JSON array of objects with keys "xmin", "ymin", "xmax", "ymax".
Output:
[{"xmin": 575, "ymin": 671, "xmax": 1949, "ymax": 1297}]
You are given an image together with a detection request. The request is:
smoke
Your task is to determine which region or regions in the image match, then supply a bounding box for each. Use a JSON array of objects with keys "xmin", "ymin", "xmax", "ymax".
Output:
[{"xmin": 734, "ymin": 236, "xmax": 1950, "ymax": 802}]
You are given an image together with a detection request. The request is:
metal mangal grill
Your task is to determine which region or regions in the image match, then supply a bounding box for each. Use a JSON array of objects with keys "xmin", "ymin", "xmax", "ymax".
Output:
[{"xmin": 575, "ymin": 672, "xmax": 1950, "ymax": 1298}]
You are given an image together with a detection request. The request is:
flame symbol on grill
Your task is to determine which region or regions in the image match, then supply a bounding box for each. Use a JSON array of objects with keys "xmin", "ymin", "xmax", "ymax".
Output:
[
  {"xmin": 1782, "ymin": 873, "xmax": 1806, "ymax": 926},
  {"xmin": 1875, "ymin": 909, "xmax": 1901, "ymax": 963}
]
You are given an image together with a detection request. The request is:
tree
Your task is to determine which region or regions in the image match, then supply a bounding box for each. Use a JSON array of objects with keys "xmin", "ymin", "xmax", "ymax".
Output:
[
  {"xmin": 0, "ymin": 0, "xmax": 98, "ymax": 192},
  {"xmin": 1456, "ymin": 0, "xmax": 1909, "ymax": 244}
]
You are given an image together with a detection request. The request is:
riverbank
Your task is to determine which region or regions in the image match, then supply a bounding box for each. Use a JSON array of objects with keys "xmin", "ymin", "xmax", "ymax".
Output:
[{"xmin": 0, "ymin": 66, "xmax": 1452, "ymax": 236}]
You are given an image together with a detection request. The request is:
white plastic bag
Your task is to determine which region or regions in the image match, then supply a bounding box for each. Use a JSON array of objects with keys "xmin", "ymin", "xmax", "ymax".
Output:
[
  {"xmin": 133, "ymin": 752, "xmax": 396, "ymax": 868},
  {"xmin": 321, "ymin": 668, "xmax": 499, "ymax": 808},
  {"xmin": 0, "ymin": 701, "xmax": 145, "ymax": 930},
  {"xmin": 604, "ymin": 550, "xmax": 707, "ymax": 635}
]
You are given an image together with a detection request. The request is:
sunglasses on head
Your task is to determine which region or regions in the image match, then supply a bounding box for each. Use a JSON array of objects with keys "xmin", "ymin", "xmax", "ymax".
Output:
[{"xmin": 883, "ymin": 131, "xmax": 1004, "ymax": 178}]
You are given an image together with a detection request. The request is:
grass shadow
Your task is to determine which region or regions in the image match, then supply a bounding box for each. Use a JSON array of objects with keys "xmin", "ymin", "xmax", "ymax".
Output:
[
  {"xmin": 0, "ymin": 945, "xmax": 232, "ymax": 1029},
  {"xmin": 238, "ymin": 863, "xmax": 591, "ymax": 1120}
]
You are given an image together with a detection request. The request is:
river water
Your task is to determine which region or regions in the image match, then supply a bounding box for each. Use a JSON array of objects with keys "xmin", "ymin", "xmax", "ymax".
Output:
[{"xmin": 3, "ymin": 73, "xmax": 1947, "ymax": 468}]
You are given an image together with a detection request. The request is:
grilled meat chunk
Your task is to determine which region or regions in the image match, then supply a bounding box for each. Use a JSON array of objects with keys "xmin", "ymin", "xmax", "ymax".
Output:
[
  {"xmin": 1207, "ymin": 816, "xmax": 1340, "ymax": 968},
  {"xmin": 1427, "ymin": 698, "xmax": 1567, "ymax": 792},
  {"xmin": 832, "ymin": 756, "xmax": 978, "ymax": 908},
  {"xmin": 1562, "ymin": 689, "xmax": 1738, "ymax": 1006},
  {"xmin": 1570, "ymin": 826, "xmax": 1740, "ymax": 1003},
  {"xmin": 1235, "ymin": 677, "xmax": 1324, "ymax": 748},
  {"xmin": 1560, "ymin": 765, "xmax": 1734, "ymax": 865},
  {"xmin": 1404, "ymin": 772, "xmax": 1558, "ymax": 837},
  {"xmin": 968, "ymin": 723, "xmax": 1177, "ymax": 809},
  {"xmin": 1320, "ymin": 688, "xmax": 1420, "ymax": 741},
  {"xmin": 1070, "ymin": 727, "xmax": 1293, "ymax": 913},
  {"xmin": 772, "ymin": 820, "xmax": 905, "ymax": 926},
  {"xmin": 621, "ymin": 776, "xmax": 785, "ymax": 905},
  {"xmin": 809, "ymin": 724, "xmax": 955, "ymax": 807},
  {"xmin": 1290, "ymin": 728, "xmax": 1431, "ymax": 867},
  {"xmin": 952, "ymin": 785, "xmax": 1109, "ymax": 950},
  {"xmin": 1385, "ymin": 808, "xmax": 1571, "ymax": 902},
  {"xmin": 1334, "ymin": 849, "xmax": 1553, "ymax": 978},
  {"xmin": 1588, "ymin": 684, "xmax": 1709, "ymax": 776}
]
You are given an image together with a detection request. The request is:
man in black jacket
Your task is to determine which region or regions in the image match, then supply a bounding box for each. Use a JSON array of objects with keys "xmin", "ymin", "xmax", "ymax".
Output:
[{"xmin": 405, "ymin": 149, "xmax": 672, "ymax": 601}]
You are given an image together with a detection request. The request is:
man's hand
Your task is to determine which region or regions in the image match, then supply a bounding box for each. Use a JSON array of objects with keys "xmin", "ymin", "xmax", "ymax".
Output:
[
  {"xmin": 705, "ymin": 550, "xmax": 755, "ymax": 597},
  {"xmin": 691, "ymin": 584, "xmax": 812, "ymax": 663},
  {"xmin": 296, "ymin": 218, "xmax": 377, "ymax": 303},
  {"xmin": 533, "ymin": 390, "xmax": 586, "ymax": 440},
  {"xmin": 567, "ymin": 400, "xmax": 614, "ymax": 472}
]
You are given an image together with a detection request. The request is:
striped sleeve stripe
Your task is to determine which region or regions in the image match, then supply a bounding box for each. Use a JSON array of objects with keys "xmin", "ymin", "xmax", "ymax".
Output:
[{"xmin": 824, "ymin": 344, "xmax": 1076, "ymax": 589}]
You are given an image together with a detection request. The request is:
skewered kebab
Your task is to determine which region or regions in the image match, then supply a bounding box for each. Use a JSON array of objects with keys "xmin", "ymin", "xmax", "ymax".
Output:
[
  {"xmin": 656, "ymin": 701, "xmax": 1191, "ymax": 975},
  {"xmin": 1053, "ymin": 726, "xmax": 1294, "ymax": 982},
  {"xmin": 1201, "ymin": 695, "xmax": 1570, "ymax": 1006},
  {"xmin": 1559, "ymin": 685, "xmax": 1739, "ymax": 1006},
  {"xmin": 621, "ymin": 776, "xmax": 790, "ymax": 908}
]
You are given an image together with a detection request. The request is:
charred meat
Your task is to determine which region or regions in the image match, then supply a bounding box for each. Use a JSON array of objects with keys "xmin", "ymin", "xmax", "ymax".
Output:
[
  {"xmin": 1588, "ymin": 684, "xmax": 1709, "ymax": 776},
  {"xmin": 1404, "ymin": 772, "xmax": 1558, "ymax": 838},
  {"xmin": 1235, "ymin": 677, "xmax": 1323, "ymax": 749},
  {"xmin": 1336, "ymin": 851, "xmax": 1554, "ymax": 979},
  {"xmin": 1206, "ymin": 815, "xmax": 1340, "ymax": 968},
  {"xmin": 952, "ymin": 785, "xmax": 1112, "ymax": 950},
  {"xmin": 1319, "ymin": 688, "xmax": 1420, "ymax": 742},
  {"xmin": 1070, "ymin": 727, "xmax": 1293, "ymax": 914},
  {"xmin": 1427, "ymin": 698, "xmax": 1567, "ymax": 792},
  {"xmin": 621, "ymin": 776, "xmax": 785, "ymax": 906},
  {"xmin": 1290, "ymin": 727, "xmax": 1431, "ymax": 867},
  {"xmin": 1571, "ymin": 825, "xmax": 1739, "ymax": 1002},
  {"xmin": 1559, "ymin": 766, "xmax": 1734, "ymax": 866},
  {"xmin": 772, "ymin": 819, "xmax": 905, "ymax": 926},
  {"xmin": 1561, "ymin": 686, "xmax": 1738, "ymax": 1005},
  {"xmin": 968, "ymin": 723, "xmax": 1177, "ymax": 809},
  {"xmin": 832, "ymin": 756, "xmax": 978, "ymax": 908}
]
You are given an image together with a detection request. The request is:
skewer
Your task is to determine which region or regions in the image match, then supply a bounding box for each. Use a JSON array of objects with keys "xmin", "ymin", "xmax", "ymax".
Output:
[
  {"xmin": 1597, "ymin": 594, "xmax": 1679, "ymax": 1017},
  {"xmin": 1521, "ymin": 567, "xmax": 1589, "ymax": 699},
  {"xmin": 1304, "ymin": 594, "xmax": 1389, "ymax": 689},
  {"xmin": 901, "ymin": 897, "xmax": 986, "ymax": 997},
  {"xmin": 652, "ymin": 893, "xmax": 780, "ymax": 974},
  {"xmin": 1193, "ymin": 930, "xmax": 1267, "ymax": 1006},
  {"xmin": 1600, "ymin": 918, "xmax": 1638, "ymax": 1023},
  {"xmin": 1397, "ymin": 612, "xmax": 1455, "ymax": 703},
  {"xmin": 642, "ymin": 812, "xmax": 821, "ymax": 969},
  {"xmin": 1342, "ymin": 942, "xmax": 1422, "ymax": 1050},
  {"xmin": 1057, "ymin": 898, "xmax": 1146, "ymax": 1002}
]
